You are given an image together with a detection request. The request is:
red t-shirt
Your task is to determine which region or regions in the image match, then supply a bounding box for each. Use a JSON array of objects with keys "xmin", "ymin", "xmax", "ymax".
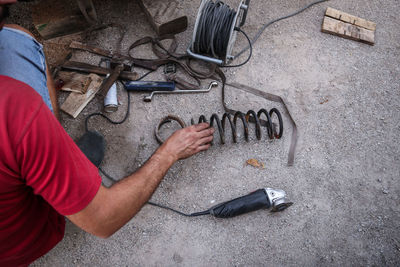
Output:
[{"xmin": 0, "ymin": 75, "xmax": 101, "ymax": 266}]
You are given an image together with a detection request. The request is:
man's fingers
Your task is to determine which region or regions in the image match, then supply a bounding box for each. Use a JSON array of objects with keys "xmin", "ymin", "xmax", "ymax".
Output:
[
  {"xmin": 197, "ymin": 127, "xmax": 214, "ymax": 138},
  {"xmin": 197, "ymin": 135, "xmax": 213, "ymax": 146},
  {"xmin": 196, "ymin": 144, "xmax": 211, "ymax": 153},
  {"xmin": 192, "ymin": 122, "xmax": 210, "ymax": 132}
]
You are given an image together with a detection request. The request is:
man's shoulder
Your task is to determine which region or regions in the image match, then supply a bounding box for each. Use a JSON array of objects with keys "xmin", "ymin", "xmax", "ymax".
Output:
[
  {"xmin": 0, "ymin": 75, "xmax": 42, "ymax": 102},
  {"xmin": 0, "ymin": 75, "xmax": 43, "ymax": 145}
]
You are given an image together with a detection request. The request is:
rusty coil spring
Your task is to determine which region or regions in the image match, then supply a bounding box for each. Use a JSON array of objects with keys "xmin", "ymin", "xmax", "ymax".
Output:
[
  {"xmin": 191, "ymin": 108, "xmax": 283, "ymax": 144},
  {"xmin": 155, "ymin": 108, "xmax": 283, "ymax": 144}
]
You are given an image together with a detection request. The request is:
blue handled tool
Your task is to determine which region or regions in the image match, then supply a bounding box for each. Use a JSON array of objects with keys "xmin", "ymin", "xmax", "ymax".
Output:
[{"xmin": 123, "ymin": 81, "xmax": 175, "ymax": 91}]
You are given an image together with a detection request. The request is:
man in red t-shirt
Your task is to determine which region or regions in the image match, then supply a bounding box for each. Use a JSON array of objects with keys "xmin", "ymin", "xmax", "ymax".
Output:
[{"xmin": 0, "ymin": 2, "xmax": 214, "ymax": 265}]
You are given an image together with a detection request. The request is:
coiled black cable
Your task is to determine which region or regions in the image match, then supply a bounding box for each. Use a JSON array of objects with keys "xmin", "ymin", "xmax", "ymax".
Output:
[
  {"xmin": 194, "ymin": 0, "xmax": 236, "ymax": 59},
  {"xmin": 193, "ymin": 0, "xmax": 252, "ymax": 67}
]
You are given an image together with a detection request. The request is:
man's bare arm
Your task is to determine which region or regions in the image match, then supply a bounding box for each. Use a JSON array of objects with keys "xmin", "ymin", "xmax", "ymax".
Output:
[{"xmin": 67, "ymin": 123, "xmax": 214, "ymax": 238}]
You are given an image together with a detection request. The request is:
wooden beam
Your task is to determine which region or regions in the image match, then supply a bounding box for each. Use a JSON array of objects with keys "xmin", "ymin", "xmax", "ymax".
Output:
[
  {"xmin": 77, "ymin": 0, "xmax": 98, "ymax": 24},
  {"xmin": 322, "ymin": 16, "xmax": 375, "ymax": 45},
  {"xmin": 137, "ymin": 0, "xmax": 188, "ymax": 36},
  {"xmin": 57, "ymin": 71, "xmax": 92, "ymax": 94},
  {"xmin": 325, "ymin": 7, "xmax": 376, "ymax": 31},
  {"xmin": 32, "ymin": 0, "xmax": 90, "ymax": 40}
]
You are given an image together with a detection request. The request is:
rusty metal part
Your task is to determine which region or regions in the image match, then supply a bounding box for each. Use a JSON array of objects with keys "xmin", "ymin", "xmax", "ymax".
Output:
[
  {"xmin": 143, "ymin": 81, "xmax": 218, "ymax": 102},
  {"xmin": 98, "ymin": 64, "xmax": 124, "ymax": 96},
  {"xmin": 225, "ymin": 82, "xmax": 297, "ymax": 166},
  {"xmin": 155, "ymin": 115, "xmax": 187, "ymax": 144},
  {"xmin": 155, "ymin": 108, "xmax": 283, "ymax": 146},
  {"xmin": 61, "ymin": 61, "xmax": 138, "ymax": 81},
  {"xmin": 69, "ymin": 41, "xmax": 163, "ymax": 71},
  {"xmin": 190, "ymin": 108, "xmax": 283, "ymax": 144}
]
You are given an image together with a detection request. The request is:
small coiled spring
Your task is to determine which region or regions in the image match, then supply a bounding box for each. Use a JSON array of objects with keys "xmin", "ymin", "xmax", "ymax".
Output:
[{"xmin": 155, "ymin": 109, "xmax": 283, "ymax": 144}]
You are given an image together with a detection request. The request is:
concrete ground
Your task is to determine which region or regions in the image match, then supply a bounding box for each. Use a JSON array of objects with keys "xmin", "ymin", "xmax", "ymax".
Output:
[{"xmin": 9, "ymin": 0, "xmax": 400, "ymax": 266}]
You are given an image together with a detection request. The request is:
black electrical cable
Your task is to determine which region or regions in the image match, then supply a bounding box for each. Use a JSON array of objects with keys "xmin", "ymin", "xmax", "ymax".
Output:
[
  {"xmin": 84, "ymin": 70, "xmax": 154, "ymax": 133},
  {"xmin": 234, "ymin": 0, "xmax": 329, "ymax": 59},
  {"xmin": 87, "ymin": 70, "xmax": 154, "ymax": 183},
  {"xmin": 221, "ymin": 27, "xmax": 252, "ymax": 68},
  {"xmin": 194, "ymin": 0, "xmax": 237, "ymax": 60},
  {"xmin": 147, "ymin": 201, "xmax": 211, "ymax": 217}
]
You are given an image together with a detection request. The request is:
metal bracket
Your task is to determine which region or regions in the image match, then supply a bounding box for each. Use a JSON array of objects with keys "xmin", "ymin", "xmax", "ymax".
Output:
[{"xmin": 163, "ymin": 63, "xmax": 177, "ymax": 74}]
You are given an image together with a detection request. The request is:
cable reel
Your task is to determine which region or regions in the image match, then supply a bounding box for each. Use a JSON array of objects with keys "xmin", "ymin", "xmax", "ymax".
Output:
[{"xmin": 187, "ymin": 0, "xmax": 251, "ymax": 66}]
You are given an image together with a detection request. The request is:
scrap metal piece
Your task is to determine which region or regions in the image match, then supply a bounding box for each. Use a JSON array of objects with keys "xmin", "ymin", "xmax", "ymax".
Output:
[
  {"xmin": 155, "ymin": 115, "xmax": 187, "ymax": 144},
  {"xmin": 163, "ymin": 63, "xmax": 176, "ymax": 74},
  {"xmin": 61, "ymin": 61, "xmax": 138, "ymax": 81},
  {"xmin": 98, "ymin": 64, "xmax": 124, "ymax": 96}
]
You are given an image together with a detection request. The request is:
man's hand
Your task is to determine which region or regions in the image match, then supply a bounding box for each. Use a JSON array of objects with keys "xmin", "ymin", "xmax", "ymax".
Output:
[{"xmin": 160, "ymin": 123, "xmax": 215, "ymax": 161}]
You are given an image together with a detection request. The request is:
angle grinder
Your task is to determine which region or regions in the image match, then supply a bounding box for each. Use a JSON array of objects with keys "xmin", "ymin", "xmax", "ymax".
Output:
[{"xmin": 148, "ymin": 187, "xmax": 293, "ymax": 218}]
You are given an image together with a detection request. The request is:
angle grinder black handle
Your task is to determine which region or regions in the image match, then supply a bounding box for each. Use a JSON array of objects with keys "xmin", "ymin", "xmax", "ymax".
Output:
[{"xmin": 209, "ymin": 189, "xmax": 271, "ymax": 218}]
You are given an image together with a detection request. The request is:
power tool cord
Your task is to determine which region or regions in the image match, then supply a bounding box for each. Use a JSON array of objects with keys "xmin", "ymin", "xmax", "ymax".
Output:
[
  {"xmin": 85, "ymin": 70, "xmax": 154, "ymax": 183},
  {"xmin": 234, "ymin": 0, "xmax": 329, "ymax": 59},
  {"xmin": 147, "ymin": 201, "xmax": 211, "ymax": 217},
  {"xmin": 222, "ymin": 28, "xmax": 252, "ymax": 68}
]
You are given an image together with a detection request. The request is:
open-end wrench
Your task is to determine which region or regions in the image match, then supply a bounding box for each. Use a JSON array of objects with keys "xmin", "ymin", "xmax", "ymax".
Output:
[{"xmin": 143, "ymin": 81, "xmax": 218, "ymax": 102}]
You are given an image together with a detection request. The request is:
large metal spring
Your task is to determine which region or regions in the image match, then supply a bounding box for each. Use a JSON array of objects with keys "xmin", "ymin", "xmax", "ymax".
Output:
[
  {"xmin": 191, "ymin": 109, "xmax": 283, "ymax": 144},
  {"xmin": 155, "ymin": 109, "xmax": 283, "ymax": 145}
]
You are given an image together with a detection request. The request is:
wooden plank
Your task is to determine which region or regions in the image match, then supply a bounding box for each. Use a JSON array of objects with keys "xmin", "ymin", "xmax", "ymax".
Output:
[
  {"xmin": 325, "ymin": 7, "xmax": 376, "ymax": 31},
  {"xmin": 57, "ymin": 72, "xmax": 92, "ymax": 94},
  {"xmin": 321, "ymin": 16, "xmax": 375, "ymax": 45},
  {"xmin": 137, "ymin": 0, "xmax": 188, "ymax": 36},
  {"xmin": 35, "ymin": 14, "xmax": 89, "ymax": 40},
  {"xmin": 77, "ymin": 0, "xmax": 98, "ymax": 24},
  {"xmin": 32, "ymin": 0, "xmax": 90, "ymax": 40},
  {"xmin": 61, "ymin": 74, "xmax": 103, "ymax": 118}
]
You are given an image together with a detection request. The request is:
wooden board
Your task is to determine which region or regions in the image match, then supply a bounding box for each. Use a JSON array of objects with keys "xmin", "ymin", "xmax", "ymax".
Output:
[
  {"xmin": 137, "ymin": 0, "xmax": 188, "ymax": 36},
  {"xmin": 325, "ymin": 7, "xmax": 376, "ymax": 31},
  {"xmin": 57, "ymin": 71, "xmax": 92, "ymax": 94},
  {"xmin": 61, "ymin": 74, "xmax": 103, "ymax": 118},
  {"xmin": 322, "ymin": 16, "xmax": 375, "ymax": 45},
  {"xmin": 32, "ymin": 0, "xmax": 90, "ymax": 39}
]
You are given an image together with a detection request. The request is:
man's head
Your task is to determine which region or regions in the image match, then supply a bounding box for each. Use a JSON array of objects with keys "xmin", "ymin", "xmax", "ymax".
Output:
[{"xmin": 0, "ymin": 1, "xmax": 17, "ymax": 30}]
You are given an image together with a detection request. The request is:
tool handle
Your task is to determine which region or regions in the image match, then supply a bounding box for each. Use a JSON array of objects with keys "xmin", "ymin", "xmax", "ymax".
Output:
[
  {"xmin": 210, "ymin": 189, "xmax": 271, "ymax": 218},
  {"xmin": 124, "ymin": 81, "xmax": 175, "ymax": 91}
]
